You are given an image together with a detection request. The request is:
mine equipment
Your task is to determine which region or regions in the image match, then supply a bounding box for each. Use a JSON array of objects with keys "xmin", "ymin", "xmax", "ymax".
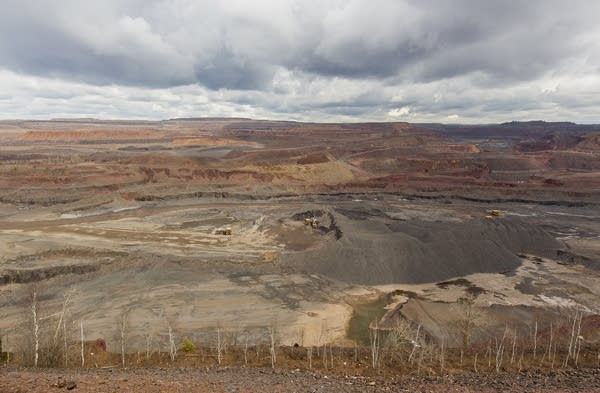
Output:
[
  {"xmin": 485, "ymin": 209, "xmax": 502, "ymax": 219},
  {"xmin": 304, "ymin": 218, "xmax": 319, "ymax": 228},
  {"xmin": 216, "ymin": 227, "xmax": 232, "ymax": 235}
]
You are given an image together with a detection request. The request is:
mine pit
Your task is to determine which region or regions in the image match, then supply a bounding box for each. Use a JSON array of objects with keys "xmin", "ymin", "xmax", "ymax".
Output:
[{"xmin": 0, "ymin": 118, "xmax": 598, "ymax": 380}]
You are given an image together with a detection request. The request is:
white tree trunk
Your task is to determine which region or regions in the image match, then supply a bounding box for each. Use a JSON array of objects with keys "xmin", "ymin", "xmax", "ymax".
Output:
[
  {"xmin": 408, "ymin": 324, "xmax": 421, "ymax": 363},
  {"xmin": 168, "ymin": 323, "xmax": 176, "ymax": 362},
  {"xmin": 370, "ymin": 321, "xmax": 380, "ymax": 369},
  {"xmin": 269, "ymin": 326, "xmax": 276, "ymax": 369},
  {"xmin": 120, "ymin": 321, "xmax": 126, "ymax": 368},
  {"xmin": 145, "ymin": 334, "xmax": 152, "ymax": 360},
  {"xmin": 31, "ymin": 289, "xmax": 39, "ymax": 368},
  {"xmin": 243, "ymin": 336, "xmax": 248, "ymax": 365},
  {"xmin": 80, "ymin": 320, "xmax": 85, "ymax": 368},
  {"xmin": 216, "ymin": 327, "xmax": 222, "ymax": 365}
]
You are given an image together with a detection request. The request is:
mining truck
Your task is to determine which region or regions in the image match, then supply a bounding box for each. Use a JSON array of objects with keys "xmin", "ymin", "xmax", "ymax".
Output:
[{"xmin": 304, "ymin": 217, "xmax": 319, "ymax": 228}]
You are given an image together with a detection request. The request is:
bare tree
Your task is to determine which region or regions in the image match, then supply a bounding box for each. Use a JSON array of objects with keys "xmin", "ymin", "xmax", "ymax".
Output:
[
  {"xmin": 369, "ymin": 320, "xmax": 380, "ymax": 369},
  {"xmin": 575, "ymin": 312, "xmax": 583, "ymax": 367},
  {"xmin": 564, "ymin": 309, "xmax": 581, "ymax": 367},
  {"xmin": 145, "ymin": 332, "xmax": 153, "ymax": 360},
  {"xmin": 243, "ymin": 333, "xmax": 249, "ymax": 366},
  {"xmin": 80, "ymin": 320, "xmax": 85, "ymax": 368},
  {"xmin": 453, "ymin": 294, "xmax": 483, "ymax": 351},
  {"xmin": 118, "ymin": 310, "xmax": 130, "ymax": 368},
  {"xmin": 317, "ymin": 319, "xmax": 329, "ymax": 365},
  {"xmin": 518, "ymin": 348, "xmax": 524, "ymax": 372},
  {"xmin": 29, "ymin": 285, "xmax": 40, "ymax": 368},
  {"xmin": 268, "ymin": 324, "xmax": 277, "ymax": 369},
  {"xmin": 216, "ymin": 327, "xmax": 223, "ymax": 365},
  {"xmin": 166, "ymin": 318, "xmax": 177, "ymax": 362},
  {"xmin": 541, "ymin": 323, "xmax": 553, "ymax": 365},
  {"xmin": 495, "ymin": 327, "xmax": 508, "ymax": 373},
  {"xmin": 53, "ymin": 292, "xmax": 71, "ymax": 346},
  {"xmin": 511, "ymin": 327, "xmax": 518, "ymax": 365},
  {"xmin": 409, "ymin": 324, "xmax": 421, "ymax": 363}
]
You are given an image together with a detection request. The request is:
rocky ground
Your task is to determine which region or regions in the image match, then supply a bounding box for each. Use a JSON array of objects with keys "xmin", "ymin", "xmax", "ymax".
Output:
[{"xmin": 1, "ymin": 367, "xmax": 600, "ymax": 392}]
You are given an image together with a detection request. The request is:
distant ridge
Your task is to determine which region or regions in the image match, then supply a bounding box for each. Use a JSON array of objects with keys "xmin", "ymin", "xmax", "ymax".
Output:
[
  {"xmin": 416, "ymin": 121, "xmax": 600, "ymax": 137},
  {"xmin": 167, "ymin": 117, "xmax": 252, "ymax": 121},
  {"xmin": 500, "ymin": 120, "xmax": 578, "ymax": 126},
  {"xmin": 50, "ymin": 117, "xmax": 99, "ymax": 122}
]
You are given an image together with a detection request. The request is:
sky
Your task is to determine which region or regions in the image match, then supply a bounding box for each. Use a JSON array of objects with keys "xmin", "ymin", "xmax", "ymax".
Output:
[{"xmin": 1, "ymin": 0, "xmax": 600, "ymax": 123}]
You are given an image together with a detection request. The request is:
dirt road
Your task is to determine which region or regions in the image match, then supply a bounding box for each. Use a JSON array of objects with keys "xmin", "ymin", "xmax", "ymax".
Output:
[{"xmin": 1, "ymin": 367, "xmax": 600, "ymax": 393}]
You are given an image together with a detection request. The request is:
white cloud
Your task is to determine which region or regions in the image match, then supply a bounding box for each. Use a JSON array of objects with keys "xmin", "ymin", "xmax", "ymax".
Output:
[
  {"xmin": 388, "ymin": 106, "xmax": 412, "ymax": 118},
  {"xmin": 0, "ymin": 1, "xmax": 599, "ymax": 122}
]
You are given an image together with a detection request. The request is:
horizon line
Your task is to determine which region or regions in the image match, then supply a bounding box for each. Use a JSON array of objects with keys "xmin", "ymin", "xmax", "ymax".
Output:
[{"xmin": 0, "ymin": 117, "xmax": 598, "ymax": 127}]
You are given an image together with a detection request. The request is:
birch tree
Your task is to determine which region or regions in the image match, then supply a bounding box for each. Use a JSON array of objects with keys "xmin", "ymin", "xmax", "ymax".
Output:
[{"xmin": 29, "ymin": 285, "xmax": 40, "ymax": 368}]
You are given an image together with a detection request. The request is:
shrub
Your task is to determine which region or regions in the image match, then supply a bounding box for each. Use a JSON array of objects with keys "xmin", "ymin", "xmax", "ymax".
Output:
[{"xmin": 180, "ymin": 337, "xmax": 195, "ymax": 353}]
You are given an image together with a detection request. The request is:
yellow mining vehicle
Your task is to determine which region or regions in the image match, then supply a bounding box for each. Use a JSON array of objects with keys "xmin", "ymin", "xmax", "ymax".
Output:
[
  {"xmin": 485, "ymin": 209, "xmax": 502, "ymax": 219},
  {"xmin": 304, "ymin": 217, "xmax": 319, "ymax": 228}
]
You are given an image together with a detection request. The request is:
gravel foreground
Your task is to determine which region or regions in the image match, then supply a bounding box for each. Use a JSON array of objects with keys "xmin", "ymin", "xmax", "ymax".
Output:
[{"xmin": 1, "ymin": 367, "xmax": 600, "ymax": 393}]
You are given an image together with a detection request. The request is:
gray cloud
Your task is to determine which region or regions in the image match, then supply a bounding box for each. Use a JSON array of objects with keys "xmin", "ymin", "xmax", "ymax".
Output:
[{"xmin": 0, "ymin": 0, "xmax": 599, "ymax": 122}]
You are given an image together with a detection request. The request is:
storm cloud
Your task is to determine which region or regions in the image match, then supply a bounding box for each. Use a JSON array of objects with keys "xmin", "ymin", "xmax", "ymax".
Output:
[{"xmin": 1, "ymin": 0, "xmax": 599, "ymax": 122}]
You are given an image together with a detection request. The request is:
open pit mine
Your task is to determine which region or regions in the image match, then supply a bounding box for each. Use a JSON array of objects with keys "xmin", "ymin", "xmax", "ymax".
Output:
[{"xmin": 0, "ymin": 118, "xmax": 599, "ymax": 370}]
